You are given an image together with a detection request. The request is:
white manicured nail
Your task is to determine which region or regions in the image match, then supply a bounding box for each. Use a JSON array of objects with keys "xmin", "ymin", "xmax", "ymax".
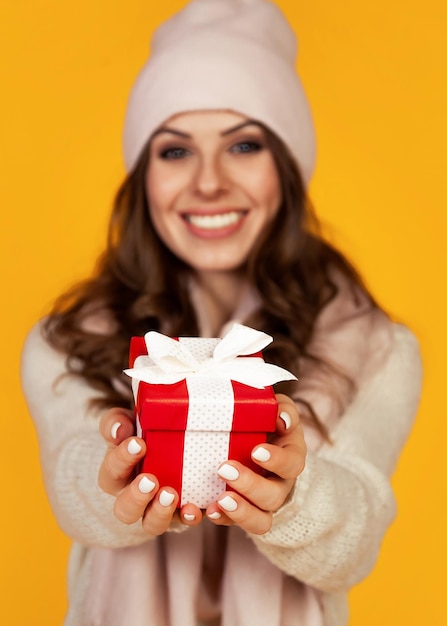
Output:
[
  {"xmin": 217, "ymin": 464, "xmax": 239, "ymax": 481},
  {"xmin": 218, "ymin": 495, "xmax": 238, "ymax": 512},
  {"xmin": 138, "ymin": 476, "xmax": 156, "ymax": 494},
  {"xmin": 183, "ymin": 513, "xmax": 195, "ymax": 522},
  {"xmin": 159, "ymin": 490, "xmax": 175, "ymax": 507},
  {"xmin": 127, "ymin": 439, "xmax": 142, "ymax": 455},
  {"xmin": 208, "ymin": 511, "xmax": 222, "ymax": 520},
  {"xmin": 111, "ymin": 422, "xmax": 121, "ymax": 439},
  {"xmin": 280, "ymin": 411, "xmax": 292, "ymax": 429},
  {"xmin": 252, "ymin": 446, "xmax": 271, "ymax": 462}
]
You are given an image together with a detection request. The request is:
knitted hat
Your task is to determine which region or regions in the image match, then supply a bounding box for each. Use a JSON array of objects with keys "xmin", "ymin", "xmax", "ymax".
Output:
[{"xmin": 123, "ymin": 0, "xmax": 316, "ymax": 183}]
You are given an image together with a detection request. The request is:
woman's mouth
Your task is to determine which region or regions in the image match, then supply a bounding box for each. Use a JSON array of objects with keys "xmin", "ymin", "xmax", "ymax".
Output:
[{"xmin": 181, "ymin": 210, "xmax": 247, "ymax": 238}]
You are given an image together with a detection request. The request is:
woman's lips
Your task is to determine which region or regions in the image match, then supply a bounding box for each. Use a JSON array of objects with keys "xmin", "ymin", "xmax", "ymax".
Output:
[{"xmin": 181, "ymin": 210, "xmax": 247, "ymax": 238}]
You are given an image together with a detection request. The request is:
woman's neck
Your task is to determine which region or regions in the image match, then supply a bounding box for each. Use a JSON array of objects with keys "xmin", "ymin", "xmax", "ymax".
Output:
[{"xmin": 193, "ymin": 270, "xmax": 248, "ymax": 337}]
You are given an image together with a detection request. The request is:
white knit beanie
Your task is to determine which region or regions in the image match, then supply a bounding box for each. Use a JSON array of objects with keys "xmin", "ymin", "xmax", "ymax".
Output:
[{"xmin": 123, "ymin": 0, "xmax": 316, "ymax": 183}]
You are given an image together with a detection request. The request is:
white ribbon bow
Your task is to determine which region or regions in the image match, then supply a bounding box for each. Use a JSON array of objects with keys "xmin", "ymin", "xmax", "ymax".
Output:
[{"xmin": 124, "ymin": 323, "xmax": 297, "ymax": 389}]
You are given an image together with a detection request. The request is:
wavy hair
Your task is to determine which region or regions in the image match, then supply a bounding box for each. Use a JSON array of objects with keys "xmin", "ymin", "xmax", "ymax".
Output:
[{"xmin": 44, "ymin": 125, "xmax": 378, "ymax": 437}]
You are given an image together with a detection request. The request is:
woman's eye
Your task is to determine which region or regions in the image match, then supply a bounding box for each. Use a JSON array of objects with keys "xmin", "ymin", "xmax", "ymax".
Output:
[
  {"xmin": 159, "ymin": 147, "xmax": 190, "ymax": 160},
  {"xmin": 230, "ymin": 141, "xmax": 263, "ymax": 154}
]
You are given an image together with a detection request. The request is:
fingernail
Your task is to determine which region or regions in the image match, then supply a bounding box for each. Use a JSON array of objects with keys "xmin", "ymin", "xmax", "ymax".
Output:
[
  {"xmin": 218, "ymin": 495, "xmax": 238, "ymax": 512},
  {"xmin": 183, "ymin": 513, "xmax": 195, "ymax": 522},
  {"xmin": 138, "ymin": 476, "xmax": 156, "ymax": 494},
  {"xmin": 208, "ymin": 511, "xmax": 222, "ymax": 520},
  {"xmin": 111, "ymin": 422, "xmax": 121, "ymax": 439},
  {"xmin": 280, "ymin": 411, "xmax": 292, "ymax": 430},
  {"xmin": 159, "ymin": 490, "xmax": 175, "ymax": 507},
  {"xmin": 127, "ymin": 439, "xmax": 142, "ymax": 455},
  {"xmin": 217, "ymin": 463, "xmax": 239, "ymax": 481},
  {"xmin": 252, "ymin": 446, "xmax": 271, "ymax": 462}
]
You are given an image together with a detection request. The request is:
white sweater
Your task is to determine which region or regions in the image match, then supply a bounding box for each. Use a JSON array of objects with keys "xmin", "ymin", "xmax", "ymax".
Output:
[{"xmin": 21, "ymin": 320, "xmax": 422, "ymax": 626}]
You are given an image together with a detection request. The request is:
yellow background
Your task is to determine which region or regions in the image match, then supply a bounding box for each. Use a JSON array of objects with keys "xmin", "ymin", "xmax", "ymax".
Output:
[{"xmin": 1, "ymin": 0, "xmax": 445, "ymax": 623}]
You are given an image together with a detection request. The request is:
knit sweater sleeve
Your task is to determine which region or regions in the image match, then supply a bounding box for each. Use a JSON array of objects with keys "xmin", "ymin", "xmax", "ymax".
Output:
[
  {"xmin": 21, "ymin": 322, "xmax": 185, "ymax": 548},
  {"xmin": 250, "ymin": 324, "xmax": 422, "ymax": 592}
]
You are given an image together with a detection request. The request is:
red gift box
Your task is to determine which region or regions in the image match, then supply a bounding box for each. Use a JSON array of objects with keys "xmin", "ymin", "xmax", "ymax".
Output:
[{"xmin": 125, "ymin": 325, "xmax": 296, "ymax": 508}]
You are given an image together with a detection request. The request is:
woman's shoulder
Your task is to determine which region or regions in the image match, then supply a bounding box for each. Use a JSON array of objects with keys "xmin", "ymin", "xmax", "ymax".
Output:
[
  {"xmin": 390, "ymin": 322, "xmax": 420, "ymax": 353},
  {"xmin": 348, "ymin": 322, "xmax": 423, "ymax": 440},
  {"xmin": 22, "ymin": 307, "xmax": 116, "ymax": 358},
  {"xmin": 21, "ymin": 320, "xmax": 67, "ymax": 397},
  {"xmin": 22, "ymin": 319, "xmax": 53, "ymax": 364},
  {"xmin": 376, "ymin": 322, "xmax": 422, "ymax": 390},
  {"xmin": 378, "ymin": 321, "xmax": 421, "ymax": 368}
]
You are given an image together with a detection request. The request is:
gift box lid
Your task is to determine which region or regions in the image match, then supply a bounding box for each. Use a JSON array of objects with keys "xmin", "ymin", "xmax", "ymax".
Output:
[{"xmin": 129, "ymin": 336, "xmax": 278, "ymax": 433}]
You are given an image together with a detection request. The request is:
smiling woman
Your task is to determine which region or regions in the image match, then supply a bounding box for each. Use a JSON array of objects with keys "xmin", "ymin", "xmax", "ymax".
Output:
[
  {"xmin": 146, "ymin": 111, "xmax": 281, "ymax": 274},
  {"xmin": 19, "ymin": 1, "xmax": 422, "ymax": 625}
]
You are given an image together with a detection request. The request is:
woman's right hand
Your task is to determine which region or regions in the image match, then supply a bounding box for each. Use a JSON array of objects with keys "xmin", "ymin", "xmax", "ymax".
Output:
[{"xmin": 98, "ymin": 408, "xmax": 202, "ymax": 534}]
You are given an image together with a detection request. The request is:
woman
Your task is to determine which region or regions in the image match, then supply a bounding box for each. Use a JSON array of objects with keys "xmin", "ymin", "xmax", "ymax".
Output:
[{"xmin": 21, "ymin": 1, "xmax": 422, "ymax": 625}]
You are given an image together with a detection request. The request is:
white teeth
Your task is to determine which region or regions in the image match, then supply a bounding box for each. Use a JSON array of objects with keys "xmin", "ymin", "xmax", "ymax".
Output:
[{"xmin": 186, "ymin": 211, "xmax": 242, "ymax": 230}]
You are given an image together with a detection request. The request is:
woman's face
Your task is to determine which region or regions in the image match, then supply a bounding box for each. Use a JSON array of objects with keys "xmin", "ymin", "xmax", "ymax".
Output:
[{"xmin": 145, "ymin": 110, "xmax": 281, "ymax": 275}]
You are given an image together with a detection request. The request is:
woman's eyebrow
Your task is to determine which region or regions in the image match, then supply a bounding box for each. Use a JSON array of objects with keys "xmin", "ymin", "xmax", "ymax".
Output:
[
  {"xmin": 221, "ymin": 120, "xmax": 262, "ymax": 136},
  {"xmin": 151, "ymin": 127, "xmax": 191, "ymax": 139}
]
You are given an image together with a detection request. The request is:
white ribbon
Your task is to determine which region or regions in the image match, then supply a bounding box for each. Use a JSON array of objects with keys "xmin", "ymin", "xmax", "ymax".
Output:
[{"xmin": 124, "ymin": 323, "xmax": 297, "ymax": 389}]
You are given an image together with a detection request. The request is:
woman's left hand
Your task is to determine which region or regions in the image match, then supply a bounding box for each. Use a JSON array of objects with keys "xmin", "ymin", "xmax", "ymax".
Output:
[{"xmin": 206, "ymin": 393, "xmax": 307, "ymax": 535}]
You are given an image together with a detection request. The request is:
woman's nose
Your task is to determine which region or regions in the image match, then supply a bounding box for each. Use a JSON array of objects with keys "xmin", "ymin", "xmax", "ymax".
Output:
[{"xmin": 193, "ymin": 156, "xmax": 228, "ymax": 198}]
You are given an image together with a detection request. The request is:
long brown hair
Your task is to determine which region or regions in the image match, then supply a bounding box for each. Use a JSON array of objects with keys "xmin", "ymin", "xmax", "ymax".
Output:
[{"xmin": 44, "ymin": 124, "xmax": 377, "ymax": 435}]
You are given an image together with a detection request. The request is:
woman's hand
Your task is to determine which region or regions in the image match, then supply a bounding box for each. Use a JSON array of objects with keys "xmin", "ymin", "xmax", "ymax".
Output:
[
  {"xmin": 98, "ymin": 407, "xmax": 203, "ymax": 534},
  {"xmin": 205, "ymin": 394, "xmax": 306, "ymax": 535},
  {"xmin": 97, "ymin": 394, "xmax": 305, "ymax": 535}
]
